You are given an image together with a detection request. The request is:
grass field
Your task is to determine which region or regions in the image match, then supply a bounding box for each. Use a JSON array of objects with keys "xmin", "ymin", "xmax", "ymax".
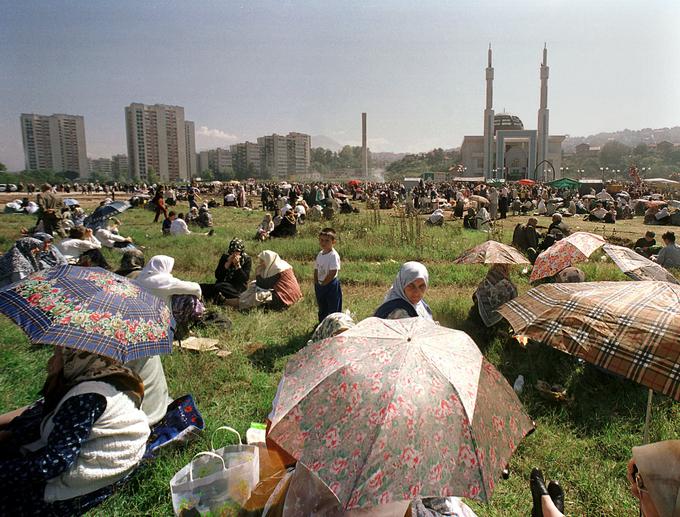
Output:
[{"xmin": 0, "ymin": 198, "xmax": 678, "ymax": 516}]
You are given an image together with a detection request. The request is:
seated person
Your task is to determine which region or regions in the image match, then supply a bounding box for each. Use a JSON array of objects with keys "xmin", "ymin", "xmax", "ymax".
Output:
[
  {"xmin": 95, "ymin": 218, "xmax": 135, "ymax": 251},
  {"xmin": 644, "ymin": 206, "xmax": 658, "ymax": 225},
  {"xmin": 454, "ymin": 197, "xmax": 465, "ymax": 218},
  {"xmin": 463, "ymin": 207, "xmax": 477, "ymax": 229},
  {"xmin": 270, "ymin": 211, "xmax": 298, "ymax": 238},
  {"xmin": 197, "ymin": 206, "xmax": 213, "ymax": 228},
  {"xmin": 255, "ymin": 214, "xmax": 274, "ymax": 241},
  {"xmin": 162, "ymin": 211, "xmax": 174, "ymax": 235},
  {"xmin": 475, "ymin": 205, "xmax": 491, "ymax": 232},
  {"xmin": 0, "ymin": 347, "xmax": 149, "ymax": 515},
  {"xmin": 522, "ymin": 199, "xmax": 534, "ymax": 214},
  {"xmin": 512, "ymin": 217, "xmax": 541, "ymax": 253},
  {"xmin": 654, "ymin": 231, "xmax": 680, "ymax": 268},
  {"xmin": 56, "ymin": 226, "xmax": 102, "ymax": 264},
  {"xmin": 427, "ymin": 208, "xmax": 445, "ymax": 226},
  {"xmin": 554, "ymin": 266, "xmax": 586, "ymax": 283},
  {"xmin": 655, "ymin": 206, "xmax": 671, "ymax": 225},
  {"xmin": 547, "ymin": 213, "xmax": 570, "ymax": 237},
  {"xmin": 170, "ymin": 213, "xmax": 213, "ymax": 237},
  {"xmin": 374, "ymin": 261, "xmax": 433, "ymax": 320},
  {"xmin": 77, "ymin": 249, "xmax": 111, "ymax": 270},
  {"xmin": 223, "ymin": 191, "xmax": 237, "ymax": 206},
  {"xmin": 200, "ymin": 238, "xmax": 252, "ymax": 301},
  {"xmin": 603, "ymin": 207, "xmax": 616, "ymax": 224},
  {"xmin": 307, "ymin": 204, "xmax": 323, "ymax": 221},
  {"xmin": 223, "ymin": 250, "xmax": 302, "ymax": 311},
  {"xmin": 626, "ymin": 440, "xmax": 680, "ymax": 517},
  {"xmin": 184, "ymin": 207, "xmax": 200, "ymax": 226},
  {"xmin": 588, "ymin": 203, "xmax": 607, "ymax": 221},
  {"xmin": 511, "ymin": 197, "xmax": 522, "ymax": 216},
  {"xmin": 472, "ymin": 264, "xmax": 518, "ymax": 327},
  {"xmin": 115, "ymin": 249, "xmax": 146, "ymax": 279},
  {"xmin": 634, "ymin": 231, "xmax": 657, "ymax": 258},
  {"xmin": 0, "ymin": 237, "xmax": 48, "ymax": 287}
]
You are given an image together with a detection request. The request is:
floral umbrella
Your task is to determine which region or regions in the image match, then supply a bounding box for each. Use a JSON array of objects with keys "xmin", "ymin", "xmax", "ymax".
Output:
[
  {"xmin": 453, "ymin": 240, "xmax": 530, "ymax": 265},
  {"xmin": 530, "ymin": 231, "xmax": 606, "ymax": 282},
  {"xmin": 0, "ymin": 265, "xmax": 174, "ymax": 362},
  {"xmin": 268, "ymin": 317, "xmax": 534, "ymax": 510}
]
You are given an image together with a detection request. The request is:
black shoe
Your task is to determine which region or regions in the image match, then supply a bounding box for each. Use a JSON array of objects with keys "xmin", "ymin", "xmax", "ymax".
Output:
[
  {"xmin": 530, "ymin": 468, "xmax": 549, "ymax": 517},
  {"xmin": 548, "ymin": 480, "xmax": 564, "ymax": 513}
]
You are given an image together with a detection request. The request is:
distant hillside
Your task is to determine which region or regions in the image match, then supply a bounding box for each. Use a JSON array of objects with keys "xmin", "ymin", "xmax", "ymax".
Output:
[
  {"xmin": 564, "ymin": 126, "xmax": 680, "ymax": 151},
  {"xmin": 371, "ymin": 152, "xmax": 406, "ymax": 164}
]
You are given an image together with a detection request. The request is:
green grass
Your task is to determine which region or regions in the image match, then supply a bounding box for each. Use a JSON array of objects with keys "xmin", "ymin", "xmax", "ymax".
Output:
[{"xmin": 0, "ymin": 203, "xmax": 677, "ymax": 516}]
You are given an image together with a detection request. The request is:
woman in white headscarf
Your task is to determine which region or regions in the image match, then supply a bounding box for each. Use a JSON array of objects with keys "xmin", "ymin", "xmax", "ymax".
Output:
[
  {"xmin": 132, "ymin": 255, "xmax": 203, "ymax": 424},
  {"xmin": 226, "ymin": 250, "xmax": 302, "ymax": 310},
  {"xmin": 373, "ymin": 261, "xmax": 433, "ymax": 320}
]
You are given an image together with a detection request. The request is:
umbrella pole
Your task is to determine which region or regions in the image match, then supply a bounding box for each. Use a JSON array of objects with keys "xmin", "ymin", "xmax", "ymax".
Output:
[{"xmin": 643, "ymin": 388, "xmax": 653, "ymax": 444}]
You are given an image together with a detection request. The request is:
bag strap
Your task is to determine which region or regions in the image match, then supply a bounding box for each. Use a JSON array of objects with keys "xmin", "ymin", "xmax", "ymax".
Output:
[
  {"xmin": 189, "ymin": 451, "xmax": 226, "ymax": 482},
  {"xmin": 210, "ymin": 426, "xmax": 242, "ymax": 450}
]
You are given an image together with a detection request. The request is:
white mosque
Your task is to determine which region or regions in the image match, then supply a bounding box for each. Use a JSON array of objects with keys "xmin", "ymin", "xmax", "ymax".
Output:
[{"xmin": 460, "ymin": 46, "xmax": 565, "ymax": 181}]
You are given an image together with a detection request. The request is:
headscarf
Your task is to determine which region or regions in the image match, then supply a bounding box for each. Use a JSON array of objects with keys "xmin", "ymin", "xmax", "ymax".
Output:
[
  {"xmin": 309, "ymin": 311, "xmax": 356, "ymax": 343},
  {"xmin": 384, "ymin": 261, "xmax": 432, "ymax": 319},
  {"xmin": 33, "ymin": 233, "xmax": 67, "ymax": 268},
  {"xmin": 222, "ymin": 238, "xmax": 248, "ymax": 282},
  {"xmin": 42, "ymin": 348, "xmax": 144, "ymax": 412},
  {"xmin": 0, "ymin": 237, "xmax": 43, "ymax": 286},
  {"xmin": 116, "ymin": 249, "xmax": 146, "ymax": 276},
  {"xmin": 258, "ymin": 250, "xmax": 292, "ymax": 279},
  {"xmin": 135, "ymin": 255, "xmax": 178, "ymax": 291}
]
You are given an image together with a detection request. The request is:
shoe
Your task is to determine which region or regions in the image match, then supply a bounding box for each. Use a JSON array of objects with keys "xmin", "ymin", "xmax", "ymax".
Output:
[
  {"xmin": 530, "ymin": 468, "xmax": 548, "ymax": 517},
  {"xmin": 207, "ymin": 229, "xmax": 215, "ymax": 236},
  {"xmin": 547, "ymin": 480, "xmax": 564, "ymax": 513}
]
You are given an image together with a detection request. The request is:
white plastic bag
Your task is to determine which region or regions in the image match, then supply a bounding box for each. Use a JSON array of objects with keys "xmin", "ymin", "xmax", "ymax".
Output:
[{"xmin": 170, "ymin": 426, "xmax": 260, "ymax": 515}]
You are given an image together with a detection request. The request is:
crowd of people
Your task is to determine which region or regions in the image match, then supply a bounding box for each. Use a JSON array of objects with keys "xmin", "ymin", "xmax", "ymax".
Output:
[{"xmin": 0, "ymin": 177, "xmax": 678, "ymax": 515}]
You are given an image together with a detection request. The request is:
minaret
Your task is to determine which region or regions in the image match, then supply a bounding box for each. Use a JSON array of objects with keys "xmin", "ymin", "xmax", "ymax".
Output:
[
  {"xmin": 482, "ymin": 45, "xmax": 495, "ymax": 179},
  {"xmin": 536, "ymin": 44, "xmax": 550, "ymax": 180}
]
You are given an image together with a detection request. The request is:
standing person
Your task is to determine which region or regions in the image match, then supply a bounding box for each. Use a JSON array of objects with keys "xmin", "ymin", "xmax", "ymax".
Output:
[
  {"xmin": 187, "ymin": 185, "xmax": 201, "ymax": 211},
  {"xmin": 314, "ymin": 228, "xmax": 342, "ymax": 323},
  {"xmin": 152, "ymin": 187, "xmax": 167, "ymax": 223},
  {"xmin": 488, "ymin": 186, "xmax": 499, "ymax": 220},
  {"xmin": 36, "ymin": 183, "xmax": 64, "ymax": 236}
]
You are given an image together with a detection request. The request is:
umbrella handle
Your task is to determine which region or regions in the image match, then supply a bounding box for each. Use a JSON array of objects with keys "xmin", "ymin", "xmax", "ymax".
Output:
[
  {"xmin": 189, "ymin": 451, "xmax": 226, "ymax": 482},
  {"xmin": 210, "ymin": 425, "xmax": 242, "ymax": 450},
  {"xmin": 643, "ymin": 389, "xmax": 653, "ymax": 444}
]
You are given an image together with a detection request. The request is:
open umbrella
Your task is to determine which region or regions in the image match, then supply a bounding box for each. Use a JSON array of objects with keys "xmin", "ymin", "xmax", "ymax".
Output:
[
  {"xmin": 453, "ymin": 240, "xmax": 530, "ymax": 265},
  {"xmin": 603, "ymin": 244, "xmax": 679, "ymax": 284},
  {"xmin": 581, "ymin": 194, "xmax": 597, "ymax": 200},
  {"xmin": 518, "ymin": 179, "xmax": 535, "ymax": 186},
  {"xmin": 269, "ymin": 317, "xmax": 533, "ymax": 510},
  {"xmin": 530, "ymin": 232, "xmax": 606, "ymax": 282},
  {"xmin": 84, "ymin": 201, "xmax": 131, "ymax": 230},
  {"xmin": 0, "ymin": 266, "xmax": 174, "ymax": 362},
  {"xmin": 498, "ymin": 281, "xmax": 680, "ymax": 440},
  {"xmin": 468, "ymin": 194, "xmax": 489, "ymax": 205},
  {"xmin": 63, "ymin": 198, "xmax": 80, "ymax": 207}
]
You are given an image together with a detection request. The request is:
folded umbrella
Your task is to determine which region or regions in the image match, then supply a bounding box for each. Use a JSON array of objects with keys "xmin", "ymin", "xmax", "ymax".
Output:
[{"xmin": 269, "ymin": 317, "xmax": 533, "ymax": 510}]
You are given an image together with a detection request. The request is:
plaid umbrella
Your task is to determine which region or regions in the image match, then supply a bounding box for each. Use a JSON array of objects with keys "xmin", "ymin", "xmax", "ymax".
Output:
[
  {"xmin": 269, "ymin": 317, "xmax": 533, "ymax": 510},
  {"xmin": 603, "ymin": 244, "xmax": 679, "ymax": 284},
  {"xmin": 468, "ymin": 194, "xmax": 489, "ymax": 205},
  {"xmin": 530, "ymin": 232, "xmax": 605, "ymax": 282},
  {"xmin": 0, "ymin": 265, "xmax": 174, "ymax": 362},
  {"xmin": 498, "ymin": 281, "xmax": 680, "ymax": 401},
  {"xmin": 453, "ymin": 240, "xmax": 530, "ymax": 265}
]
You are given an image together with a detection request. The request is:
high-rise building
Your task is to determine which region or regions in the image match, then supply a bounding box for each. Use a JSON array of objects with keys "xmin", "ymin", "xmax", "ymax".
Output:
[
  {"xmin": 184, "ymin": 120, "xmax": 196, "ymax": 181},
  {"xmin": 230, "ymin": 142, "xmax": 261, "ymax": 177},
  {"xmin": 197, "ymin": 150, "xmax": 211, "ymax": 175},
  {"xmin": 111, "ymin": 154, "xmax": 129, "ymax": 179},
  {"xmin": 20, "ymin": 113, "xmax": 89, "ymax": 178},
  {"xmin": 89, "ymin": 157, "xmax": 113, "ymax": 177},
  {"xmin": 258, "ymin": 134, "xmax": 289, "ymax": 178},
  {"xmin": 125, "ymin": 103, "xmax": 188, "ymax": 183},
  {"xmin": 286, "ymin": 132, "xmax": 311, "ymax": 176}
]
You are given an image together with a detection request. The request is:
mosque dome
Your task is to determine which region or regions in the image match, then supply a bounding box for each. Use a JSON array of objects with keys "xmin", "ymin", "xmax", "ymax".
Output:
[{"xmin": 494, "ymin": 113, "xmax": 524, "ymax": 133}]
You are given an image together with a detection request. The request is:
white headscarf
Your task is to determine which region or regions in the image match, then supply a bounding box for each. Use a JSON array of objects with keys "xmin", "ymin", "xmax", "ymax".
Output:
[
  {"xmin": 383, "ymin": 261, "xmax": 432, "ymax": 319},
  {"xmin": 133, "ymin": 254, "xmax": 202, "ymax": 304},
  {"xmin": 258, "ymin": 250, "xmax": 292, "ymax": 279}
]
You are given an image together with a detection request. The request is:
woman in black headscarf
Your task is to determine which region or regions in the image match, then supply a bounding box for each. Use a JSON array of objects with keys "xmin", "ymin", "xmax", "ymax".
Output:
[{"xmin": 200, "ymin": 238, "xmax": 252, "ymax": 301}]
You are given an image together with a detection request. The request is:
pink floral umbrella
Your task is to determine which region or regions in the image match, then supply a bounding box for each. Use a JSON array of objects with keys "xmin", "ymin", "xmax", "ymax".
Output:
[
  {"xmin": 530, "ymin": 231, "xmax": 606, "ymax": 283},
  {"xmin": 453, "ymin": 240, "xmax": 530, "ymax": 265},
  {"xmin": 268, "ymin": 317, "xmax": 534, "ymax": 510}
]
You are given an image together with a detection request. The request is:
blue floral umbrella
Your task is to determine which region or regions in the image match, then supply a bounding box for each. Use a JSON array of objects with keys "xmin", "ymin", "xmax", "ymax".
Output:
[{"xmin": 0, "ymin": 266, "xmax": 174, "ymax": 362}]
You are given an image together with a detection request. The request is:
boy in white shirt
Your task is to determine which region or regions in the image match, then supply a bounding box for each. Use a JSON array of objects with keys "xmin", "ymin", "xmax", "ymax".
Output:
[{"xmin": 314, "ymin": 227, "xmax": 342, "ymax": 323}]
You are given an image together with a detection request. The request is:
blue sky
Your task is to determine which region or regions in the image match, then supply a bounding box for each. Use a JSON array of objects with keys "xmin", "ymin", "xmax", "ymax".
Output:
[{"xmin": 1, "ymin": 0, "xmax": 679, "ymax": 170}]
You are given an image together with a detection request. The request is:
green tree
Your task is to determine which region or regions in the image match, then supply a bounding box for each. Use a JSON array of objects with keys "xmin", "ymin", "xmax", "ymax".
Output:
[
  {"xmin": 0, "ymin": 162, "xmax": 6, "ymax": 172},
  {"xmin": 599, "ymin": 141, "xmax": 630, "ymax": 168},
  {"xmin": 147, "ymin": 167, "xmax": 159, "ymax": 185},
  {"xmin": 633, "ymin": 143, "xmax": 649, "ymax": 157},
  {"xmin": 200, "ymin": 168, "xmax": 214, "ymax": 181}
]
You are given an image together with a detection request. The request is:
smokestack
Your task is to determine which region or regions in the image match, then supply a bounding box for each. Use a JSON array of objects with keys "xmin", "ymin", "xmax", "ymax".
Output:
[{"xmin": 362, "ymin": 112, "xmax": 368, "ymax": 180}]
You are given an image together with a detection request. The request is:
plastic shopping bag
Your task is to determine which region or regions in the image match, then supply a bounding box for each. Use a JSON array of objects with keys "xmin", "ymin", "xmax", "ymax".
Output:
[{"xmin": 170, "ymin": 426, "xmax": 260, "ymax": 516}]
